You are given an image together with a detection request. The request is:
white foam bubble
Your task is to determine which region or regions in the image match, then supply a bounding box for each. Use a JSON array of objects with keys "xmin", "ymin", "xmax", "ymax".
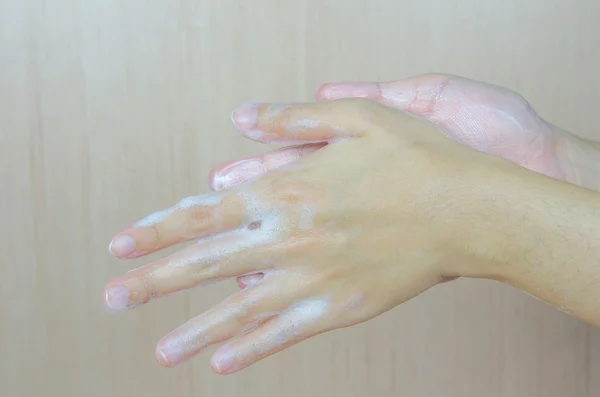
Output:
[
  {"xmin": 255, "ymin": 297, "xmax": 331, "ymax": 355},
  {"xmin": 134, "ymin": 193, "xmax": 223, "ymax": 227}
]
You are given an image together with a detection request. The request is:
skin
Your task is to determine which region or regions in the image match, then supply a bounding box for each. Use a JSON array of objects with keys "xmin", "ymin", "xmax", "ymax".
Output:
[
  {"xmin": 311, "ymin": 74, "xmax": 600, "ymax": 191},
  {"xmin": 104, "ymin": 75, "xmax": 600, "ymax": 375},
  {"xmin": 231, "ymin": 74, "xmax": 600, "ymax": 288}
]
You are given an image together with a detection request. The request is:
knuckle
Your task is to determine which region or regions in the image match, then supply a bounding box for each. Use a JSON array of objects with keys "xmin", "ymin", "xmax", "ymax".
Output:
[
  {"xmin": 176, "ymin": 194, "xmax": 224, "ymax": 233},
  {"xmin": 150, "ymin": 224, "xmax": 162, "ymax": 244},
  {"xmin": 271, "ymin": 105, "xmax": 294, "ymax": 131},
  {"xmin": 140, "ymin": 268, "xmax": 159, "ymax": 301},
  {"xmin": 177, "ymin": 195, "xmax": 201, "ymax": 208},
  {"xmin": 341, "ymin": 97, "xmax": 378, "ymax": 112},
  {"xmin": 272, "ymin": 177, "xmax": 310, "ymax": 207},
  {"xmin": 424, "ymin": 77, "xmax": 451, "ymax": 113},
  {"xmin": 232, "ymin": 300, "xmax": 260, "ymax": 327},
  {"xmin": 421, "ymin": 72, "xmax": 451, "ymax": 82},
  {"xmin": 333, "ymin": 98, "xmax": 382, "ymax": 127}
]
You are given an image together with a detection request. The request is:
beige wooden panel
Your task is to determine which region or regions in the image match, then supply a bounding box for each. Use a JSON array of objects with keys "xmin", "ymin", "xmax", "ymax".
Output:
[{"xmin": 1, "ymin": 1, "xmax": 598, "ymax": 396}]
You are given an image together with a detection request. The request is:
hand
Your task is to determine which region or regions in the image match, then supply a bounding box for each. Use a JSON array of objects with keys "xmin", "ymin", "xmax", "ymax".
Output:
[
  {"xmin": 221, "ymin": 74, "xmax": 600, "ymax": 288},
  {"xmin": 211, "ymin": 74, "xmax": 567, "ymax": 196},
  {"xmin": 104, "ymin": 99, "xmax": 527, "ymax": 373},
  {"xmin": 213, "ymin": 74, "xmax": 600, "ymax": 198}
]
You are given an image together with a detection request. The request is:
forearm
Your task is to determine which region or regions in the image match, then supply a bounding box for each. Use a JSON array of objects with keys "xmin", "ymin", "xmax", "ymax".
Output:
[
  {"xmin": 492, "ymin": 169, "xmax": 600, "ymax": 326},
  {"xmin": 553, "ymin": 125, "xmax": 600, "ymax": 191}
]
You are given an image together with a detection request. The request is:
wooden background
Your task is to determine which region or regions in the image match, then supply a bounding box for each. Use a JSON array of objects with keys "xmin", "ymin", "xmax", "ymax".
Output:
[{"xmin": 1, "ymin": 1, "xmax": 599, "ymax": 396}]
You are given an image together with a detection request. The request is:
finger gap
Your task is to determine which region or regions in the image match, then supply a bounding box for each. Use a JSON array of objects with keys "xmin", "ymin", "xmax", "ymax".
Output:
[{"xmin": 247, "ymin": 221, "xmax": 262, "ymax": 230}]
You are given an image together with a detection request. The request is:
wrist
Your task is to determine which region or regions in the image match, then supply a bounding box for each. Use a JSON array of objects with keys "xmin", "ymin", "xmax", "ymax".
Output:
[
  {"xmin": 477, "ymin": 168, "xmax": 600, "ymax": 288},
  {"xmin": 496, "ymin": 176, "xmax": 600, "ymax": 321},
  {"xmin": 443, "ymin": 158, "xmax": 593, "ymax": 283},
  {"xmin": 553, "ymin": 126, "xmax": 600, "ymax": 191},
  {"xmin": 438, "ymin": 158, "xmax": 537, "ymax": 281}
]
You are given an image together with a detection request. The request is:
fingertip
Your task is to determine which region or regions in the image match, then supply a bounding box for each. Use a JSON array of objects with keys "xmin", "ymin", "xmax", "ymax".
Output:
[
  {"xmin": 313, "ymin": 83, "xmax": 331, "ymax": 101},
  {"xmin": 103, "ymin": 284, "xmax": 131, "ymax": 313},
  {"xmin": 155, "ymin": 346, "xmax": 174, "ymax": 368},
  {"xmin": 209, "ymin": 359, "xmax": 222, "ymax": 375},
  {"xmin": 108, "ymin": 235, "xmax": 136, "ymax": 258},
  {"xmin": 155, "ymin": 340, "xmax": 182, "ymax": 368},
  {"xmin": 207, "ymin": 167, "xmax": 222, "ymax": 192},
  {"xmin": 208, "ymin": 159, "xmax": 256, "ymax": 192},
  {"xmin": 210, "ymin": 348, "xmax": 235, "ymax": 375},
  {"xmin": 231, "ymin": 103, "xmax": 258, "ymax": 131},
  {"xmin": 231, "ymin": 103, "xmax": 275, "ymax": 143},
  {"xmin": 313, "ymin": 83, "xmax": 345, "ymax": 101}
]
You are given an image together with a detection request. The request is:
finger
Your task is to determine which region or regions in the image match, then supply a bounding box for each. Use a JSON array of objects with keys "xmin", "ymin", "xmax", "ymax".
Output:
[
  {"xmin": 315, "ymin": 74, "xmax": 456, "ymax": 114},
  {"xmin": 108, "ymin": 192, "xmax": 248, "ymax": 259},
  {"xmin": 155, "ymin": 275, "xmax": 292, "ymax": 368},
  {"xmin": 209, "ymin": 297, "xmax": 332, "ymax": 374},
  {"xmin": 213, "ymin": 142, "xmax": 323, "ymax": 292},
  {"xmin": 103, "ymin": 229, "xmax": 277, "ymax": 313},
  {"xmin": 230, "ymin": 100, "xmax": 382, "ymax": 144},
  {"xmin": 315, "ymin": 81, "xmax": 385, "ymax": 102},
  {"xmin": 209, "ymin": 143, "xmax": 326, "ymax": 192}
]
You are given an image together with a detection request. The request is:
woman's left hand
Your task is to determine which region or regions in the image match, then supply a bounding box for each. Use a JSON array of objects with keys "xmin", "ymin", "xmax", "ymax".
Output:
[{"xmin": 104, "ymin": 99, "xmax": 521, "ymax": 374}]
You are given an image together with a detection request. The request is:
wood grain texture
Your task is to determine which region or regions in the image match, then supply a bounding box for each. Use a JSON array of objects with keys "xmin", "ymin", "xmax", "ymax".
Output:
[{"xmin": 1, "ymin": 1, "xmax": 598, "ymax": 396}]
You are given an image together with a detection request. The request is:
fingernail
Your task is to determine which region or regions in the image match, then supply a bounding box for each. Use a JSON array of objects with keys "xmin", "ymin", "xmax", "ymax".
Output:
[
  {"xmin": 315, "ymin": 83, "xmax": 350, "ymax": 99},
  {"xmin": 156, "ymin": 347, "xmax": 172, "ymax": 367},
  {"xmin": 211, "ymin": 349, "xmax": 235, "ymax": 374},
  {"xmin": 104, "ymin": 285, "xmax": 130, "ymax": 313},
  {"xmin": 231, "ymin": 103, "xmax": 258, "ymax": 130},
  {"xmin": 312, "ymin": 84, "xmax": 326, "ymax": 101},
  {"xmin": 156, "ymin": 338, "xmax": 185, "ymax": 368},
  {"xmin": 313, "ymin": 83, "xmax": 352, "ymax": 101},
  {"xmin": 379, "ymin": 85, "xmax": 412, "ymax": 105},
  {"xmin": 109, "ymin": 235, "xmax": 136, "ymax": 257}
]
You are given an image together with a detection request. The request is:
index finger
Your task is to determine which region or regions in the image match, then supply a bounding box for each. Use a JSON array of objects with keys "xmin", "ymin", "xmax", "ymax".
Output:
[{"xmin": 231, "ymin": 99, "xmax": 383, "ymax": 144}]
